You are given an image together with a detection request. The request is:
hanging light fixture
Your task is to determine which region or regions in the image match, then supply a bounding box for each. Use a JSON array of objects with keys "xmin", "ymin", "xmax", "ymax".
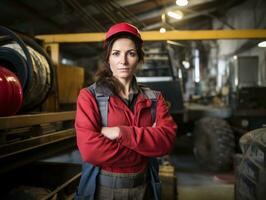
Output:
[
  {"xmin": 176, "ymin": 0, "xmax": 188, "ymax": 7},
  {"xmin": 167, "ymin": 10, "xmax": 183, "ymax": 20},
  {"xmin": 160, "ymin": 13, "xmax": 166, "ymax": 33}
]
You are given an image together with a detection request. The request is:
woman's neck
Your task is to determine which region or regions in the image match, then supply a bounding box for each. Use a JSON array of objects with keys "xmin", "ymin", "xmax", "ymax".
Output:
[{"xmin": 117, "ymin": 77, "xmax": 132, "ymax": 99}]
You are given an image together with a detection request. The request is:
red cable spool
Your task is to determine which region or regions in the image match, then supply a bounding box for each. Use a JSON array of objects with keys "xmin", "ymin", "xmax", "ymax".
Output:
[{"xmin": 0, "ymin": 66, "xmax": 23, "ymax": 116}]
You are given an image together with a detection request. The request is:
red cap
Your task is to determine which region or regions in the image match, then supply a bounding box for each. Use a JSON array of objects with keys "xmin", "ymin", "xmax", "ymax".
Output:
[{"xmin": 105, "ymin": 22, "xmax": 142, "ymax": 42}]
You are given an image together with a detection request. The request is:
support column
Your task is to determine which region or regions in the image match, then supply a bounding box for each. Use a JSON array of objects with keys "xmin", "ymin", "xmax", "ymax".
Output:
[{"xmin": 42, "ymin": 43, "xmax": 60, "ymax": 112}]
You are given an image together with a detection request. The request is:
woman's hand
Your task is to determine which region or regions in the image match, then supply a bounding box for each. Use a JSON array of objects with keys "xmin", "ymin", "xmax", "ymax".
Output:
[
  {"xmin": 101, "ymin": 127, "xmax": 120, "ymax": 140},
  {"xmin": 101, "ymin": 123, "xmax": 155, "ymax": 140}
]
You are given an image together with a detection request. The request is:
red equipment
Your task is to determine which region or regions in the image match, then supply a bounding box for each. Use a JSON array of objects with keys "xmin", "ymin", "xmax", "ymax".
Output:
[{"xmin": 0, "ymin": 66, "xmax": 23, "ymax": 116}]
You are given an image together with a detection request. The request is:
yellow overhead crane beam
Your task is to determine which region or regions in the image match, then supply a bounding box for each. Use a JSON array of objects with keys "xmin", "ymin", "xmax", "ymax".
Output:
[{"xmin": 36, "ymin": 29, "xmax": 266, "ymax": 43}]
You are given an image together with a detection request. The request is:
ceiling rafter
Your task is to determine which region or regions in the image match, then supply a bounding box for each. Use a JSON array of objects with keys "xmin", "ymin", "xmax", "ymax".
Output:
[{"xmin": 7, "ymin": 0, "xmax": 66, "ymax": 33}]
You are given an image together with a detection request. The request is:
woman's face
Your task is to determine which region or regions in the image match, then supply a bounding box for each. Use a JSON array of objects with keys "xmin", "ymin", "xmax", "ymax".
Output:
[{"xmin": 108, "ymin": 38, "xmax": 139, "ymax": 81}]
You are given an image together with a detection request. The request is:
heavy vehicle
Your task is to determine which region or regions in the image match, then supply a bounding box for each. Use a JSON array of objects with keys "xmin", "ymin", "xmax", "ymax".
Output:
[
  {"xmin": 137, "ymin": 47, "xmax": 266, "ymax": 172},
  {"xmin": 136, "ymin": 49, "xmax": 184, "ymax": 120}
]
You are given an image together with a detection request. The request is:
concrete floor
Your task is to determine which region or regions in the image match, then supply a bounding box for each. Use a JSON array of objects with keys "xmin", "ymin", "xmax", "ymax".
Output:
[
  {"xmin": 178, "ymin": 185, "xmax": 234, "ymax": 200},
  {"xmin": 171, "ymin": 154, "xmax": 235, "ymax": 200}
]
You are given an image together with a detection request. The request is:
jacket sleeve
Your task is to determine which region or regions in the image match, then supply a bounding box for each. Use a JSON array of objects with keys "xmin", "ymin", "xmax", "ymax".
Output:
[
  {"xmin": 117, "ymin": 93, "xmax": 177, "ymax": 157},
  {"xmin": 75, "ymin": 88, "xmax": 142, "ymax": 167}
]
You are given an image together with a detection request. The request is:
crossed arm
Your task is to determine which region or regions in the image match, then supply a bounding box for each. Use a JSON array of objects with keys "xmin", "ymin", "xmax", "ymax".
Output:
[{"xmin": 75, "ymin": 89, "xmax": 177, "ymax": 166}]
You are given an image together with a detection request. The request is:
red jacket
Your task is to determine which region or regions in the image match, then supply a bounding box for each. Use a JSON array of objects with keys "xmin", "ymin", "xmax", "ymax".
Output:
[{"xmin": 75, "ymin": 87, "xmax": 177, "ymax": 173}]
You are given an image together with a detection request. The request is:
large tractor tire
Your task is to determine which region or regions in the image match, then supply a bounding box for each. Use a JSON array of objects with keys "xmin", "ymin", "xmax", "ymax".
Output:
[
  {"xmin": 193, "ymin": 117, "xmax": 235, "ymax": 172},
  {"xmin": 235, "ymin": 128, "xmax": 266, "ymax": 200}
]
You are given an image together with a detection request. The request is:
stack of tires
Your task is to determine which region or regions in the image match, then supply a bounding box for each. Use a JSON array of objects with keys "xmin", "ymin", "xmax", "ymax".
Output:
[
  {"xmin": 235, "ymin": 128, "xmax": 266, "ymax": 200},
  {"xmin": 0, "ymin": 26, "xmax": 53, "ymax": 116}
]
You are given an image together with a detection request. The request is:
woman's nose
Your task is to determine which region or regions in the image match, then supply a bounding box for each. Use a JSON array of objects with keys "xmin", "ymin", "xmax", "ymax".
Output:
[{"xmin": 120, "ymin": 54, "xmax": 128, "ymax": 65}]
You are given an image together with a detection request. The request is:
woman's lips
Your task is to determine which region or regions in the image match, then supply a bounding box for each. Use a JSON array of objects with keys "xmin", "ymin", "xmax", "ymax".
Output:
[{"xmin": 117, "ymin": 68, "xmax": 130, "ymax": 70}]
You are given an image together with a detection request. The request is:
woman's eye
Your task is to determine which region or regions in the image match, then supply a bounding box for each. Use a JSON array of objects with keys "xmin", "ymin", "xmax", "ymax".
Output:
[
  {"xmin": 112, "ymin": 52, "xmax": 120, "ymax": 56},
  {"xmin": 129, "ymin": 52, "xmax": 136, "ymax": 57}
]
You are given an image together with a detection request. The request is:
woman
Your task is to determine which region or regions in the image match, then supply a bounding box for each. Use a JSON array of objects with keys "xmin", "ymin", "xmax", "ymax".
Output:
[{"xmin": 75, "ymin": 22, "xmax": 177, "ymax": 200}]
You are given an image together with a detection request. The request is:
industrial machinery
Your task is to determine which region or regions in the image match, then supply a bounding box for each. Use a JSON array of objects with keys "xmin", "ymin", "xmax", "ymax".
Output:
[
  {"xmin": 0, "ymin": 26, "xmax": 53, "ymax": 115},
  {"xmin": 135, "ymin": 47, "xmax": 233, "ymax": 171},
  {"xmin": 136, "ymin": 49, "xmax": 184, "ymax": 122},
  {"xmin": 137, "ymin": 47, "xmax": 266, "ymax": 173},
  {"xmin": 192, "ymin": 55, "xmax": 266, "ymax": 171}
]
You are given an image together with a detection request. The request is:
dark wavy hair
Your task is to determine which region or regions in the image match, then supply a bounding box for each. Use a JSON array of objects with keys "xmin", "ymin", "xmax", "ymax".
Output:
[{"xmin": 96, "ymin": 33, "xmax": 144, "ymax": 95}]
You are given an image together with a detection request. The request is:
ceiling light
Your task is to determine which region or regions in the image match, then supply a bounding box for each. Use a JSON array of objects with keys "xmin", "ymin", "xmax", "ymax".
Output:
[
  {"xmin": 182, "ymin": 61, "xmax": 190, "ymax": 69},
  {"xmin": 193, "ymin": 49, "xmax": 200, "ymax": 83},
  {"xmin": 176, "ymin": 0, "xmax": 188, "ymax": 7},
  {"xmin": 167, "ymin": 11, "xmax": 183, "ymax": 20},
  {"xmin": 258, "ymin": 41, "xmax": 266, "ymax": 47},
  {"xmin": 161, "ymin": 13, "xmax": 166, "ymax": 23},
  {"xmin": 160, "ymin": 27, "xmax": 166, "ymax": 33}
]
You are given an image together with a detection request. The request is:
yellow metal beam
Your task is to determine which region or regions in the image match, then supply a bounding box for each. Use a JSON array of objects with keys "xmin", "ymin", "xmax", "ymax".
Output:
[
  {"xmin": 37, "ymin": 33, "xmax": 105, "ymax": 43},
  {"xmin": 36, "ymin": 29, "xmax": 266, "ymax": 43}
]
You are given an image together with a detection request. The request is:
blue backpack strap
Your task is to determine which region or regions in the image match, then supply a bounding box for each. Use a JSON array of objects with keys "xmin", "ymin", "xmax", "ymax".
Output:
[
  {"xmin": 88, "ymin": 83, "xmax": 109, "ymax": 127},
  {"xmin": 75, "ymin": 83, "xmax": 110, "ymax": 200},
  {"xmin": 148, "ymin": 158, "xmax": 161, "ymax": 200},
  {"xmin": 140, "ymin": 86, "xmax": 161, "ymax": 200},
  {"xmin": 75, "ymin": 163, "xmax": 100, "ymax": 200}
]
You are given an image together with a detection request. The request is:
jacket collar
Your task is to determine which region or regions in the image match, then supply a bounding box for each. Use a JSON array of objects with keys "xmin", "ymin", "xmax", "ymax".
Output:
[{"xmin": 95, "ymin": 76, "xmax": 140, "ymax": 97}]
